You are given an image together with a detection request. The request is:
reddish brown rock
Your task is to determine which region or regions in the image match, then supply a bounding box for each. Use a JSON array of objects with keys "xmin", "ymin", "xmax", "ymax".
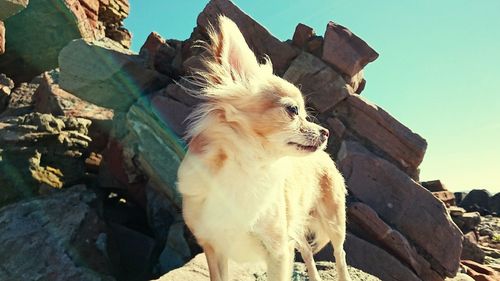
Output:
[
  {"xmin": 0, "ymin": 21, "xmax": 4, "ymax": 54},
  {"xmin": 348, "ymin": 202, "xmax": 443, "ymax": 281},
  {"xmin": 196, "ymin": 0, "xmax": 298, "ymax": 75},
  {"xmin": 322, "ymin": 21, "xmax": 379, "ymax": 77},
  {"xmin": 306, "ymin": 35, "xmax": 323, "ymax": 57},
  {"xmin": 422, "ymin": 179, "xmax": 449, "ymax": 192},
  {"xmin": 338, "ymin": 141, "xmax": 463, "ymax": 278},
  {"xmin": 461, "ymin": 260, "xmax": 500, "ymax": 281},
  {"xmin": 334, "ymin": 94, "xmax": 427, "ymax": 178},
  {"xmin": 433, "ymin": 191, "xmax": 456, "ymax": 207},
  {"xmin": 283, "ymin": 52, "xmax": 349, "ymax": 113},
  {"xmin": 292, "ymin": 23, "xmax": 314, "ymax": 48}
]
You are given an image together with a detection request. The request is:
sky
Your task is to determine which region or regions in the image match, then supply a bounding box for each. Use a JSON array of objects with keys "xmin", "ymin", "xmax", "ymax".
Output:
[{"xmin": 124, "ymin": 0, "xmax": 500, "ymax": 193}]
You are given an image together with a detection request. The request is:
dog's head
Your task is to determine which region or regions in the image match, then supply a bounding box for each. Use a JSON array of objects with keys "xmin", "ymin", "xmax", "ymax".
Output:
[{"xmin": 187, "ymin": 16, "xmax": 329, "ymax": 157}]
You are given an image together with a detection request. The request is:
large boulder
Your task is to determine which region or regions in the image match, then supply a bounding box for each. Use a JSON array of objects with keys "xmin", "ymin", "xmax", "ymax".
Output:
[
  {"xmin": 0, "ymin": 0, "xmax": 101, "ymax": 82},
  {"xmin": 0, "ymin": 185, "xmax": 114, "ymax": 281},
  {"xmin": 59, "ymin": 38, "xmax": 169, "ymax": 112},
  {"xmin": 338, "ymin": 141, "xmax": 462, "ymax": 278},
  {"xmin": 334, "ymin": 94, "xmax": 427, "ymax": 178},
  {"xmin": 155, "ymin": 253, "xmax": 381, "ymax": 281},
  {"xmin": 0, "ymin": 76, "xmax": 41, "ymax": 117},
  {"xmin": 459, "ymin": 189, "xmax": 491, "ymax": 213},
  {"xmin": 196, "ymin": 0, "xmax": 299, "ymax": 75},
  {"xmin": 283, "ymin": 52, "xmax": 350, "ymax": 113},
  {"xmin": 321, "ymin": 21, "xmax": 379, "ymax": 77},
  {"xmin": 0, "ymin": 0, "xmax": 29, "ymax": 20},
  {"xmin": 0, "ymin": 113, "xmax": 91, "ymax": 206}
]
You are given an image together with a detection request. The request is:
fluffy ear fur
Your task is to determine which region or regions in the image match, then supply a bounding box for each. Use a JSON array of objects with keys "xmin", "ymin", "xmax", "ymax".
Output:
[{"xmin": 203, "ymin": 15, "xmax": 272, "ymax": 85}]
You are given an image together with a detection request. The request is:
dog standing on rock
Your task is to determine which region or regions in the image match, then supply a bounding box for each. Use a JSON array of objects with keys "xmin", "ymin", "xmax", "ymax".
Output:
[{"xmin": 177, "ymin": 15, "xmax": 352, "ymax": 281}]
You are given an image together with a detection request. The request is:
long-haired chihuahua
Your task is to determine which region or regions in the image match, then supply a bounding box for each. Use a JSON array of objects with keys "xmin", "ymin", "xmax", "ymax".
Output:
[{"xmin": 177, "ymin": 15, "xmax": 351, "ymax": 281}]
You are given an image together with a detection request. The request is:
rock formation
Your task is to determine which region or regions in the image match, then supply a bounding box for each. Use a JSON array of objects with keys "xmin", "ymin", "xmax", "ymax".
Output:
[{"xmin": 1, "ymin": 0, "xmax": 495, "ymax": 280}]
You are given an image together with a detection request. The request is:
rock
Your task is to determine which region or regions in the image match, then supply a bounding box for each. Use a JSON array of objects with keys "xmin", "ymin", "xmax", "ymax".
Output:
[
  {"xmin": 446, "ymin": 273, "xmax": 476, "ymax": 281},
  {"xmin": 461, "ymin": 234, "xmax": 486, "ymax": 263},
  {"xmin": 0, "ymin": 77, "xmax": 41, "ymax": 117},
  {"xmin": 322, "ymin": 21, "xmax": 379, "ymax": 77},
  {"xmin": 453, "ymin": 212, "xmax": 481, "ymax": 233},
  {"xmin": 108, "ymin": 222, "xmax": 156, "ymax": 281},
  {"xmin": 0, "ymin": 73, "xmax": 14, "ymax": 112},
  {"xmin": 196, "ymin": 0, "xmax": 299, "ymax": 75},
  {"xmin": 449, "ymin": 206, "xmax": 467, "ymax": 217},
  {"xmin": 85, "ymin": 151, "xmax": 102, "ymax": 173},
  {"xmin": 460, "ymin": 190, "xmax": 492, "ymax": 213},
  {"xmin": 139, "ymin": 32, "xmax": 182, "ymax": 77},
  {"xmin": 59, "ymin": 38, "xmax": 169, "ymax": 112},
  {"xmin": 292, "ymin": 23, "xmax": 315, "ymax": 48},
  {"xmin": 422, "ymin": 179, "xmax": 449, "ymax": 192},
  {"xmin": 0, "ymin": 185, "xmax": 114, "ymax": 281},
  {"xmin": 33, "ymin": 70, "xmax": 114, "ymax": 151},
  {"xmin": 455, "ymin": 192, "xmax": 468, "ymax": 206},
  {"xmin": 461, "ymin": 260, "xmax": 500, "ymax": 281},
  {"xmin": 0, "ymin": 0, "xmax": 28, "ymax": 20},
  {"xmin": 155, "ymin": 252, "xmax": 381, "ymax": 281},
  {"xmin": 334, "ymin": 95, "xmax": 427, "ymax": 178},
  {"xmin": 306, "ymin": 35, "xmax": 324, "ymax": 57},
  {"xmin": 348, "ymin": 202, "xmax": 443, "ymax": 281},
  {"xmin": 0, "ymin": 0, "xmax": 102, "ymax": 82},
  {"xmin": 0, "ymin": 113, "xmax": 91, "ymax": 205},
  {"xmin": 283, "ymin": 52, "xmax": 349, "ymax": 113},
  {"xmin": 158, "ymin": 221, "xmax": 192, "ymax": 273},
  {"xmin": 338, "ymin": 141, "xmax": 463, "ymax": 278},
  {"xmin": 98, "ymin": 0, "xmax": 131, "ymax": 48},
  {"xmin": 489, "ymin": 193, "xmax": 500, "ymax": 215},
  {"xmin": 433, "ymin": 191, "xmax": 456, "ymax": 207},
  {"xmin": 0, "ymin": 20, "xmax": 4, "ymax": 54},
  {"xmin": 344, "ymin": 69, "xmax": 365, "ymax": 94}
]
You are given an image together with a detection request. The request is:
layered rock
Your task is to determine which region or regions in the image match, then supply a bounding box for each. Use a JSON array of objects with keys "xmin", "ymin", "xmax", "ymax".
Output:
[
  {"xmin": 0, "ymin": 185, "xmax": 114, "ymax": 281},
  {"xmin": 0, "ymin": 113, "xmax": 91, "ymax": 206},
  {"xmin": 338, "ymin": 141, "xmax": 462, "ymax": 278}
]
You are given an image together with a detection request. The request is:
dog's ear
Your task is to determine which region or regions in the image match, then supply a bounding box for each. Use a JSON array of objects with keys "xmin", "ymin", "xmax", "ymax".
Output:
[{"xmin": 209, "ymin": 15, "xmax": 261, "ymax": 79}]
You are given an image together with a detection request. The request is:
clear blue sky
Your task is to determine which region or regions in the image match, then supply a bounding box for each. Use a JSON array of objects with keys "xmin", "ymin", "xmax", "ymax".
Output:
[{"xmin": 125, "ymin": 0, "xmax": 500, "ymax": 193}]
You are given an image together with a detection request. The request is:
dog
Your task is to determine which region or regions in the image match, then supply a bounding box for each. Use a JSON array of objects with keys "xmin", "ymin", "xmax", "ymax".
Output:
[{"xmin": 177, "ymin": 15, "xmax": 351, "ymax": 281}]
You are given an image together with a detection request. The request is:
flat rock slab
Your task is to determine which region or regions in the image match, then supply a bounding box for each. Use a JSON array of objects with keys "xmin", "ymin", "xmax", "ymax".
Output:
[
  {"xmin": 197, "ymin": 0, "xmax": 298, "ymax": 75},
  {"xmin": 0, "ymin": 0, "xmax": 28, "ymax": 20},
  {"xmin": 155, "ymin": 253, "xmax": 380, "ymax": 281},
  {"xmin": 59, "ymin": 38, "xmax": 169, "ymax": 112}
]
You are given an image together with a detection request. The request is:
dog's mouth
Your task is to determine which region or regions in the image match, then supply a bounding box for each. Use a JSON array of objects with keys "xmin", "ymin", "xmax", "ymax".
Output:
[{"xmin": 287, "ymin": 142, "xmax": 320, "ymax": 152}]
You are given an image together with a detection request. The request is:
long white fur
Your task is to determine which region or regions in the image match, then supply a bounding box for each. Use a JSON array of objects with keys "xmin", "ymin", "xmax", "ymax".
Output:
[{"xmin": 177, "ymin": 15, "xmax": 351, "ymax": 281}]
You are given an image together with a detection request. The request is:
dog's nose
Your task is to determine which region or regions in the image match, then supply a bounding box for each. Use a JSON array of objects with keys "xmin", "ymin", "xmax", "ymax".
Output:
[{"xmin": 320, "ymin": 128, "xmax": 329, "ymax": 139}]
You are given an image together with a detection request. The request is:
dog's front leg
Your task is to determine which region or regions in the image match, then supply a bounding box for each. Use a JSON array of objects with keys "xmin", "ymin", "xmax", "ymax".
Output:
[
  {"xmin": 203, "ymin": 243, "xmax": 228, "ymax": 281},
  {"xmin": 263, "ymin": 241, "xmax": 293, "ymax": 281}
]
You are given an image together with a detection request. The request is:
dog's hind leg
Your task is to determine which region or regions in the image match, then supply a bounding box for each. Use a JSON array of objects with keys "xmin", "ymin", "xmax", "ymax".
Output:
[
  {"xmin": 297, "ymin": 236, "xmax": 322, "ymax": 281},
  {"xmin": 317, "ymin": 170, "xmax": 352, "ymax": 281},
  {"xmin": 203, "ymin": 244, "xmax": 228, "ymax": 281}
]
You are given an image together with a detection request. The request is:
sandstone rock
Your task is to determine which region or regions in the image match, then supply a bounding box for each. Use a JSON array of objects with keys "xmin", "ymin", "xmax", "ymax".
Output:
[
  {"xmin": 433, "ymin": 191, "xmax": 456, "ymax": 207},
  {"xmin": 0, "ymin": 0, "xmax": 28, "ymax": 20},
  {"xmin": 461, "ymin": 234, "xmax": 486, "ymax": 263},
  {"xmin": 306, "ymin": 35, "xmax": 324, "ymax": 57},
  {"xmin": 460, "ymin": 190, "xmax": 492, "ymax": 214},
  {"xmin": 155, "ymin": 252, "xmax": 381, "ymax": 281},
  {"xmin": 0, "ymin": 77, "xmax": 40, "ymax": 117},
  {"xmin": 158, "ymin": 221, "xmax": 192, "ymax": 273},
  {"xmin": 453, "ymin": 212, "xmax": 481, "ymax": 233},
  {"xmin": 59, "ymin": 38, "xmax": 169, "ymax": 112},
  {"xmin": 33, "ymin": 70, "xmax": 114, "ymax": 151},
  {"xmin": 422, "ymin": 179, "xmax": 449, "ymax": 192},
  {"xmin": 196, "ymin": 0, "xmax": 298, "ymax": 75},
  {"xmin": 334, "ymin": 94, "xmax": 427, "ymax": 178},
  {"xmin": 348, "ymin": 202, "xmax": 443, "ymax": 281},
  {"xmin": 140, "ymin": 32, "xmax": 183, "ymax": 78},
  {"xmin": 322, "ymin": 21, "xmax": 378, "ymax": 77},
  {"xmin": 0, "ymin": 185, "xmax": 114, "ymax": 281},
  {"xmin": 446, "ymin": 273, "xmax": 476, "ymax": 281},
  {"xmin": 0, "ymin": 113, "xmax": 91, "ymax": 205},
  {"xmin": 344, "ymin": 69, "xmax": 365, "ymax": 94},
  {"xmin": 0, "ymin": 20, "xmax": 4, "ymax": 54},
  {"xmin": 292, "ymin": 23, "xmax": 315, "ymax": 48},
  {"xmin": 449, "ymin": 206, "xmax": 467, "ymax": 217},
  {"xmin": 342, "ymin": 234, "xmax": 421, "ymax": 281},
  {"xmin": 283, "ymin": 52, "xmax": 349, "ymax": 113},
  {"xmin": 0, "ymin": 73, "xmax": 14, "ymax": 112},
  {"xmin": 0, "ymin": 0, "xmax": 102, "ymax": 82},
  {"xmin": 461, "ymin": 260, "xmax": 500, "ymax": 281},
  {"xmin": 338, "ymin": 141, "xmax": 462, "ymax": 277}
]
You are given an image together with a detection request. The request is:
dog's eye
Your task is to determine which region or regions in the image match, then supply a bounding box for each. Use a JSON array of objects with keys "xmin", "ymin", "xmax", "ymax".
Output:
[{"xmin": 285, "ymin": 105, "xmax": 299, "ymax": 117}]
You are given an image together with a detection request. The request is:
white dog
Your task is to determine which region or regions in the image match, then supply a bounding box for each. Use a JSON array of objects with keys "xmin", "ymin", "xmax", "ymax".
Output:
[{"xmin": 177, "ymin": 15, "xmax": 351, "ymax": 281}]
